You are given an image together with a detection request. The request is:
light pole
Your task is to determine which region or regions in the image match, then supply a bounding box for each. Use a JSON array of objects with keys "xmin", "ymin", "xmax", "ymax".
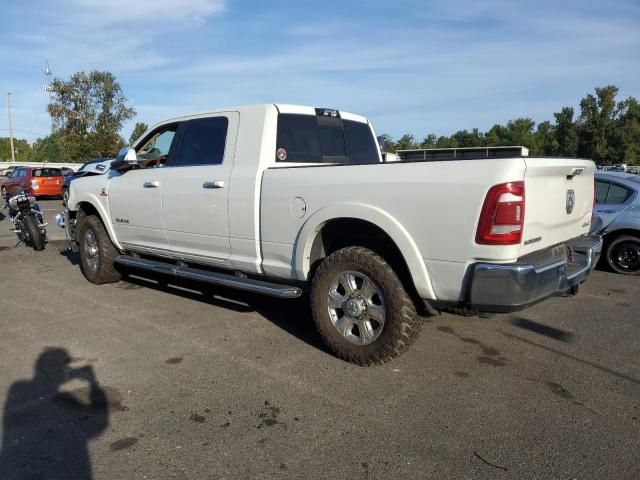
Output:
[
  {"xmin": 6, "ymin": 91, "xmax": 16, "ymax": 163},
  {"xmin": 44, "ymin": 59, "xmax": 53, "ymax": 133}
]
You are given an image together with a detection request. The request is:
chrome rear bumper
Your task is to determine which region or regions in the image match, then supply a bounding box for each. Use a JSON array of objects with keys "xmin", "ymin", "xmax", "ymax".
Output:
[{"xmin": 467, "ymin": 234, "xmax": 602, "ymax": 312}]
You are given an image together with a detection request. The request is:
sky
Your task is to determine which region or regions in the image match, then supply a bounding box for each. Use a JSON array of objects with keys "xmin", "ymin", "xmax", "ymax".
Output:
[{"xmin": 0, "ymin": 0, "xmax": 639, "ymax": 144}]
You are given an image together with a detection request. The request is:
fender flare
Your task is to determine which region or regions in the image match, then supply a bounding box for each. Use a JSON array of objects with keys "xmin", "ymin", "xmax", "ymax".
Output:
[
  {"xmin": 293, "ymin": 203, "xmax": 436, "ymax": 300},
  {"xmin": 69, "ymin": 193, "xmax": 123, "ymax": 251}
]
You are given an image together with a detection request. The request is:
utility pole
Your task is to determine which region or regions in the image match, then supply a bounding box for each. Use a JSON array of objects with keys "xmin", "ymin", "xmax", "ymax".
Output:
[{"xmin": 6, "ymin": 91, "xmax": 16, "ymax": 163}]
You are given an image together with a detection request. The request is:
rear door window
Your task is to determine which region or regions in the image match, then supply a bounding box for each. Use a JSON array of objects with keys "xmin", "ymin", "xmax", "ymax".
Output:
[
  {"xmin": 276, "ymin": 114, "xmax": 378, "ymax": 164},
  {"xmin": 176, "ymin": 117, "xmax": 229, "ymax": 166}
]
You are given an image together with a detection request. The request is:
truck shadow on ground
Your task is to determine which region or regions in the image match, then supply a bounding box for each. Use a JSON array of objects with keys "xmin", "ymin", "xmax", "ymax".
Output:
[
  {"xmin": 509, "ymin": 317, "xmax": 574, "ymax": 342},
  {"xmin": 59, "ymin": 245, "xmax": 81, "ymax": 266},
  {"xmin": 124, "ymin": 271, "xmax": 331, "ymax": 355},
  {"xmin": 59, "ymin": 247, "xmax": 329, "ymax": 355}
]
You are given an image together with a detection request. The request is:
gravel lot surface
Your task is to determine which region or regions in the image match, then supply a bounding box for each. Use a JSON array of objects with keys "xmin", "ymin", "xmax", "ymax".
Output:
[{"xmin": 0, "ymin": 215, "xmax": 638, "ymax": 479}]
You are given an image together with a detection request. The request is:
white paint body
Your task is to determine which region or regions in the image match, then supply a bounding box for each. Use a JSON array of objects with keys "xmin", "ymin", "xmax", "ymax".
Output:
[{"xmin": 68, "ymin": 104, "xmax": 596, "ymax": 302}]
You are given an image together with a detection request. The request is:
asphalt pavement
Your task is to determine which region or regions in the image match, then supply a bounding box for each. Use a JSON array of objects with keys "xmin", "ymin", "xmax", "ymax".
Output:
[{"xmin": 0, "ymin": 225, "xmax": 638, "ymax": 479}]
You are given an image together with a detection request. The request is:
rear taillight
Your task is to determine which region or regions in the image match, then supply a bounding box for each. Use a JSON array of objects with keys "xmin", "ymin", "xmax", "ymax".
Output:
[{"xmin": 476, "ymin": 181, "xmax": 525, "ymax": 245}]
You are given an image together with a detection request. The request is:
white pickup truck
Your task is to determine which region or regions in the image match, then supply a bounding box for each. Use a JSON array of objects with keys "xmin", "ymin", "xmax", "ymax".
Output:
[{"xmin": 61, "ymin": 104, "xmax": 602, "ymax": 365}]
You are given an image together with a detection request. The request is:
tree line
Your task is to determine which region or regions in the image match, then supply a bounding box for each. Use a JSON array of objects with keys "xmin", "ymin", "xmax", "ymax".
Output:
[
  {"xmin": 381, "ymin": 85, "xmax": 639, "ymax": 164},
  {"xmin": 1, "ymin": 76, "xmax": 639, "ymax": 165}
]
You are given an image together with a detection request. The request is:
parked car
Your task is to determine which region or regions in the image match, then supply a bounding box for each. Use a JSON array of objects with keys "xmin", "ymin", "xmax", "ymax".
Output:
[
  {"xmin": 0, "ymin": 166, "xmax": 18, "ymax": 177},
  {"xmin": 61, "ymin": 104, "xmax": 601, "ymax": 365},
  {"xmin": 591, "ymin": 171, "xmax": 640, "ymax": 274},
  {"xmin": 62, "ymin": 158, "xmax": 113, "ymax": 205},
  {"xmin": 1, "ymin": 167, "xmax": 64, "ymax": 199}
]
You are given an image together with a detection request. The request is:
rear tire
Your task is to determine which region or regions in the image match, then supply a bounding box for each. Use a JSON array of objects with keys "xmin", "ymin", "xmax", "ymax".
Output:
[
  {"xmin": 78, "ymin": 215, "xmax": 121, "ymax": 284},
  {"xmin": 23, "ymin": 215, "xmax": 44, "ymax": 251},
  {"xmin": 605, "ymin": 234, "xmax": 640, "ymax": 275},
  {"xmin": 310, "ymin": 246, "xmax": 421, "ymax": 366}
]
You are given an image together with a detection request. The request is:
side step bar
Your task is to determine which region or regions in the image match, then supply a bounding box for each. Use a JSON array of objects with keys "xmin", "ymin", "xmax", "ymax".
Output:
[{"xmin": 114, "ymin": 255, "xmax": 303, "ymax": 299}]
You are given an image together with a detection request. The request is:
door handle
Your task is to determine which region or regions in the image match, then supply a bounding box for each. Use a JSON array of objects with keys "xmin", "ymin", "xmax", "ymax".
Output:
[
  {"xmin": 143, "ymin": 181, "xmax": 160, "ymax": 188},
  {"xmin": 203, "ymin": 181, "xmax": 225, "ymax": 189}
]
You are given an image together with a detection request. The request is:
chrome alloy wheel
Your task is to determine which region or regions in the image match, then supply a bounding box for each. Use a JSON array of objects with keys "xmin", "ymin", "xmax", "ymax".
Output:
[
  {"xmin": 327, "ymin": 270, "xmax": 386, "ymax": 345},
  {"xmin": 84, "ymin": 228, "xmax": 100, "ymax": 272}
]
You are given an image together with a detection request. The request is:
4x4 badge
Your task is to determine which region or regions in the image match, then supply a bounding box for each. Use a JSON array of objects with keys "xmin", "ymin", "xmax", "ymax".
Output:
[{"xmin": 566, "ymin": 189, "xmax": 575, "ymax": 214}]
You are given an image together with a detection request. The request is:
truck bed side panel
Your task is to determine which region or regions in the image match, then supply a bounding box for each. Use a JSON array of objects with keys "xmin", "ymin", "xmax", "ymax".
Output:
[{"xmin": 260, "ymin": 158, "xmax": 527, "ymax": 300}]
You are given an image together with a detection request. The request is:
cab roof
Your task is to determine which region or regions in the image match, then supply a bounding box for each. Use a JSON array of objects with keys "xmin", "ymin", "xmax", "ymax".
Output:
[{"xmin": 158, "ymin": 104, "xmax": 369, "ymax": 126}]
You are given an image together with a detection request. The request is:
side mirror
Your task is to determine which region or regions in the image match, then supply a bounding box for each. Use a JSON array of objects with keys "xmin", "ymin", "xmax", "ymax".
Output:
[{"xmin": 117, "ymin": 147, "xmax": 139, "ymax": 165}]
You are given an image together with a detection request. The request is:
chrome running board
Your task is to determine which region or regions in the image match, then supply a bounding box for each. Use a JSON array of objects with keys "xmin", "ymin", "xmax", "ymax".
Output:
[{"xmin": 114, "ymin": 255, "xmax": 303, "ymax": 299}]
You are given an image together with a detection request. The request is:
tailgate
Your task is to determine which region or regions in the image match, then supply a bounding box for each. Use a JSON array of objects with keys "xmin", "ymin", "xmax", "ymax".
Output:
[
  {"xmin": 37, "ymin": 176, "xmax": 62, "ymax": 186},
  {"xmin": 520, "ymin": 158, "xmax": 595, "ymax": 256}
]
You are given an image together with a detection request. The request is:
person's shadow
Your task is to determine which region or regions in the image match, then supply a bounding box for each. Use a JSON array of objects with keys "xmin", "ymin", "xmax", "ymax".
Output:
[{"xmin": 0, "ymin": 348, "xmax": 109, "ymax": 479}]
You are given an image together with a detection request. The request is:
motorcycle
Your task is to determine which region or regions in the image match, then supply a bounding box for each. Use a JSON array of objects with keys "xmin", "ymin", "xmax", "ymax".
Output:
[{"xmin": 4, "ymin": 192, "xmax": 47, "ymax": 250}]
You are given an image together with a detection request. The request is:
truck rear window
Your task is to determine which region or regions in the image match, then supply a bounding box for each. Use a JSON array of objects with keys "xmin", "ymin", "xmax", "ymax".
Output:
[
  {"xmin": 32, "ymin": 168, "xmax": 62, "ymax": 177},
  {"xmin": 276, "ymin": 114, "xmax": 379, "ymax": 164}
]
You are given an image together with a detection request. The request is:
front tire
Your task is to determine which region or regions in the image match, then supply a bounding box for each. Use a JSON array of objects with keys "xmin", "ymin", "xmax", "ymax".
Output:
[
  {"xmin": 78, "ymin": 215, "xmax": 121, "ymax": 284},
  {"xmin": 310, "ymin": 246, "xmax": 421, "ymax": 366},
  {"xmin": 22, "ymin": 215, "xmax": 44, "ymax": 251},
  {"xmin": 605, "ymin": 234, "xmax": 640, "ymax": 275}
]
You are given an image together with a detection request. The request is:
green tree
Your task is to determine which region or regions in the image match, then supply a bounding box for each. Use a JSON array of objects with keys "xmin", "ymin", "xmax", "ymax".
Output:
[
  {"xmin": 0, "ymin": 138, "xmax": 31, "ymax": 160},
  {"xmin": 352, "ymin": 86, "xmax": 640, "ymax": 164},
  {"xmin": 452, "ymin": 128, "xmax": 484, "ymax": 147},
  {"xmin": 419, "ymin": 134, "xmax": 437, "ymax": 149},
  {"xmin": 30, "ymin": 134, "xmax": 63, "ymax": 162},
  {"xmin": 576, "ymin": 86, "xmax": 620, "ymax": 163},
  {"xmin": 615, "ymin": 97, "xmax": 640, "ymax": 164},
  {"xmin": 503, "ymin": 118, "xmax": 536, "ymax": 148},
  {"xmin": 533, "ymin": 120, "xmax": 558, "ymax": 156},
  {"xmin": 435, "ymin": 136, "xmax": 458, "ymax": 148},
  {"xmin": 484, "ymin": 124, "xmax": 508, "ymax": 146},
  {"xmin": 48, "ymin": 70, "xmax": 136, "ymax": 161},
  {"xmin": 396, "ymin": 134, "xmax": 417, "ymax": 151},
  {"xmin": 377, "ymin": 134, "xmax": 396, "ymax": 153},
  {"xmin": 129, "ymin": 122, "xmax": 148, "ymax": 145},
  {"xmin": 553, "ymin": 107, "xmax": 578, "ymax": 157}
]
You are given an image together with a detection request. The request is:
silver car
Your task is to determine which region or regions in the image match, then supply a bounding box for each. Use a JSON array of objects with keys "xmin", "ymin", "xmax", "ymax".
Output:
[{"xmin": 592, "ymin": 172, "xmax": 640, "ymax": 274}]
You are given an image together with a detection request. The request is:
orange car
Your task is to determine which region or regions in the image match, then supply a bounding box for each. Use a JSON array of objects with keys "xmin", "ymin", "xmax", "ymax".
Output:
[{"xmin": 1, "ymin": 166, "xmax": 64, "ymax": 199}]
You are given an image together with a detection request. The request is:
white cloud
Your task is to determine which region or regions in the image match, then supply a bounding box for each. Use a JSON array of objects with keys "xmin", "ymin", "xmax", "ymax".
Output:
[{"xmin": 70, "ymin": 0, "xmax": 226, "ymax": 23}]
